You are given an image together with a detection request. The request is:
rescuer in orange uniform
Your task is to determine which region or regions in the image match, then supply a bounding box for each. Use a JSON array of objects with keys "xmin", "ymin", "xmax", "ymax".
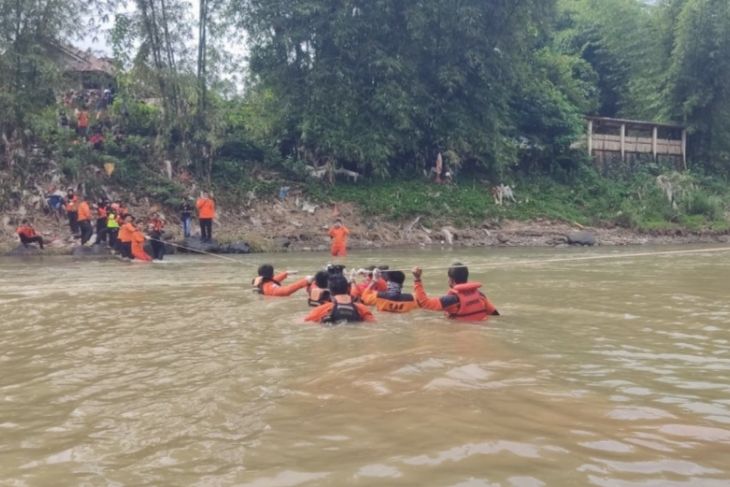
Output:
[
  {"xmin": 76, "ymin": 195, "xmax": 93, "ymax": 245},
  {"xmin": 196, "ymin": 191, "xmax": 216, "ymax": 242},
  {"xmin": 131, "ymin": 225, "xmax": 152, "ymax": 262},
  {"xmin": 306, "ymin": 271, "xmax": 332, "ymax": 307},
  {"xmin": 16, "ymin": 220, "xmax": 44, "ymax": 249},
  {"xmin": 328, "ymin": 219, "xmax": 350, "ymax": 257},
  {"xmin": 351, "ymin": 265, "xmax": 388, "ymax": 300},
  {"xmin": 252, "ymin": 264, "xmax": 311, "ymax": 297},
  {"xmin": 305, "ymin": 275, "xmax": 375, "ymax": 325},
  {"xmin": 412, "ymin": 263, "xmax": 499, "ymax": 322},
  {"xmin": 117, "ymin": 215, "xmax": 136, "ymax": 259},
  {"xmin": 361, "ymin": 270, "xmax": 419, "ymax": 313}
]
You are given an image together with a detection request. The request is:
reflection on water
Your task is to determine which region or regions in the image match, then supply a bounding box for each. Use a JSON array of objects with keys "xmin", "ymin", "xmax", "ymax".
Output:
[{"xmin": 1, "ymin": 246, "xmax": 729, "ymax": 485}]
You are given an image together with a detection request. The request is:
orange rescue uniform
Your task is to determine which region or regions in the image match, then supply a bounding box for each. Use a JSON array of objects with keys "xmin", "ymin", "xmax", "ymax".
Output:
[
  {"xmin": 254, "ymin": 272, "xmax": 309, "ymax": 297},
  {"xmin": 328, "ymin": 226, "xmax": 350, "ymax": 257},
  {"xmin": 414, "ymin": 280, "xmax": 498, "ymax": 322},
  {"xmin": 118, "ymin": 222, "xmax": 135, "ymax": 243},
  {"xmin": 131, "ymin": 230, "xmax": 152, "ymax": 261},
  {"xmin": 305, "ymin": 295, "xmax": 375, "ymax": 323},
  {"xmin": 196, "ymin": 197, "xmax": 216, "ymax": 219},
  {"xmin": 362, "ymin": 288, "xmax": 419, "ymax": 313},
  {"xmin": 16, "ymin": 225, "xmax": 37, "ymax": 239},
  {"xmin": 77, "ymin": 201, "xmax": 91, "ymax": 222}
]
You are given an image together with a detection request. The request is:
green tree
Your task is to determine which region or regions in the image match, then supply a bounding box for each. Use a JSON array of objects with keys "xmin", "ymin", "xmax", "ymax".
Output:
[
  {"xmin": 664, "ymin": 0, "xmax": 730, "ymax": 171},
  {"xmin": 236, "ymin": 0, "xmax": 559, "ymax": 178}
]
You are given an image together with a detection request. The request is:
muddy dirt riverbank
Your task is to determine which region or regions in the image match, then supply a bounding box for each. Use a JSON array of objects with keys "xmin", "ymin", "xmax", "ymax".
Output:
[{"xmin": 2, "ymin": 195, "xmax": 729, "ymax": 256}]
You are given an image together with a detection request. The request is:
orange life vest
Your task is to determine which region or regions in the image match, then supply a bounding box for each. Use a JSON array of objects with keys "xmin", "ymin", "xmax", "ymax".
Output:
[
  {"xmin": 307, "ymin": 284, "xmax": 331, "ymax": 307},
  {"xmin": 252, "ymin": 276, "xmax": 281, "ymax": 294},
  {"xmin": 323, "ymin": 296, "xmax": 362, "ymax": 325},
  {"xmin": 65, "ymin": 196, "xmax": 77, "ymax": 212},
  {"xmin": 447, "ymin": 283, "xmax": 493, "ymax": 322},
  {"xmin": 16, "ymin": 225, "xmax": 36, "ymax": 238}
]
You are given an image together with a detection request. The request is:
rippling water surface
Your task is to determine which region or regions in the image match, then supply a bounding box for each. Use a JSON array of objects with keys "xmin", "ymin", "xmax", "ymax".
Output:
[{"xmin": 1, "ymin": 246, "xmax": 730, "ymax": 486}]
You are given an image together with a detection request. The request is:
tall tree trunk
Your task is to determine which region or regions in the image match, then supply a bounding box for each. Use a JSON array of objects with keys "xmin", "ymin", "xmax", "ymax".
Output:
[{"xmin": 196, "ymin": 0, "xmax": 208, "ymax": 119}]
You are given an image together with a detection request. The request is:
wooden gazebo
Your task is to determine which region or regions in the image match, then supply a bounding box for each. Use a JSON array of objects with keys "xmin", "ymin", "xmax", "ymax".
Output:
[{"xmin": 586, "ymin": 116, "xmax": 686, "ymax": 169}]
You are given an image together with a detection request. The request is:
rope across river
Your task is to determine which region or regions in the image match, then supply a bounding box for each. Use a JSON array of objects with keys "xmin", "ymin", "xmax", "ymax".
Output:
[{"xmin": 147, "ymin": 237, "xmax": 730, "ymax": 273}]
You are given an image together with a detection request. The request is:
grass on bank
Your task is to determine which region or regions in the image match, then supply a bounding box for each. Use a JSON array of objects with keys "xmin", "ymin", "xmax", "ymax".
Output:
[{"xmin": 293, "ymin": 168, "xmax": 730, "ymax": 232}]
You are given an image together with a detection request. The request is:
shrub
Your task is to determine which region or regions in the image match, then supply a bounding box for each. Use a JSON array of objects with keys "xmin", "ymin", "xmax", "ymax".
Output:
[{"xmin": 684, "ymin": 190, "xmax": 723, "ymax": 220}]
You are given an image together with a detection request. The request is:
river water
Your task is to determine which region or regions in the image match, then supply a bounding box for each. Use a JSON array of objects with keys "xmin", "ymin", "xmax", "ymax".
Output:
[{"xmin": 1, "ymin": 246, "xmax": 729, "ymax": 486}]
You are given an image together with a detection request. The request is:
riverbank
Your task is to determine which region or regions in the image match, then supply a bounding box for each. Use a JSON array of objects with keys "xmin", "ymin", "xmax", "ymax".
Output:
[{"xmin": 2, "ymin": 194, "xmax": 729, "ymax": 256}]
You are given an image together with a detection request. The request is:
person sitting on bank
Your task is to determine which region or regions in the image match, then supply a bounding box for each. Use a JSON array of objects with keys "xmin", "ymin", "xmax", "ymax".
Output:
[
  {"xmin": 412, "ymin": 263, "xmax": 499, "ymax": 322},
  {"xmin": 305, "ymin": 275, "xmax": 375, "ymax": 325},
  {"xmin": 252, "ymin": 264, "xmax": 311, "ymax": 297},
  {"xmin": 307, "ymin": 271, "xmax": 332, "ymax": 307},
  {"xmin": 16, "ymin": 220, "xmax": 44, "ymax": 249},
  {"xmin": 362, "ymin": 270, "xmax": 419, "ymax": 313}
]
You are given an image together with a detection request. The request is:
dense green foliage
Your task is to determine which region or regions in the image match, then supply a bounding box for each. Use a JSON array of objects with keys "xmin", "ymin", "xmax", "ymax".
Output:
[{"xmin": 0, "ymin": 0, "xmax": 729, "ymax": 229}]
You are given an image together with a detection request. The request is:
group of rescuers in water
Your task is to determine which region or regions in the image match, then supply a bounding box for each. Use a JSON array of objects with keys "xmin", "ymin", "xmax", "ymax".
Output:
[
  {"xmin": 18, "ymin": 195, "xmax": 499, "ymax": 324},
  {"xmin": 260, "ymin": 220, "xmax": 499, "ymax": 325},
  {"xmin": 252, "ymin": 261, "xmax": 500, "ymax": 325}
]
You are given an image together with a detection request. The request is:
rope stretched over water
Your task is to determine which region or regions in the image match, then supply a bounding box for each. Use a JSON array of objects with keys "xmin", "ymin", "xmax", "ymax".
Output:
[
  {"xmin": 145, "ymin": 237, "xmax": 243, "ymax": 264},
  {"xmin": 147, "ymin": 239, "xmax": 730, "ymax": 274}
]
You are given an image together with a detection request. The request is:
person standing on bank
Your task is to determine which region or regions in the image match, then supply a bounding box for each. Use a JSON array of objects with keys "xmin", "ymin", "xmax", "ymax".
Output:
[
  {"xmin": 328, "ymin": 219, "xmax": 350, "ymax": 257},
  {"xmin": 148, "ymin": 213, "xmax": 166, "ymax": 260},
  {"xmin": 65, "ymin": 188, "xmax": 79, "ymax": 237},
  {"xmin": 77, "ymin": 195, "xmax": 93, "ymax": 245},
  {"xmin": 196, "ymin": 191, "xmax": 215, "ymax": 242},
  {"xmin": 181, "ymin": 199, "xmax": 193, "ymax": 238}
]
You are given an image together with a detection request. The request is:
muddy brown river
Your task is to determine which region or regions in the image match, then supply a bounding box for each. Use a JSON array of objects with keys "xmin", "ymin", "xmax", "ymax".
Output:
[{"xmin": 1, "ymin": 246, "xmax": 729, "ymax": 486}]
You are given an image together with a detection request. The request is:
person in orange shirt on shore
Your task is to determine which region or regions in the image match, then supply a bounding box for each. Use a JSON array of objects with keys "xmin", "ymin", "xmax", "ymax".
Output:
[
  {"xmin": 196, "ymin": 191, "xmax": 216, "ymax": 242},
  {"xmin": 252, "ymin": 264, "xmax": 311, "ymax": 297},
  {"xmin": 16, "ymin": 220, "xmax": 44, "ymax": 249},
  {"xmin": 76, "ymin": 195, "xmax": 93, "ymax": 245},
  {"xmin": 328, "ymin": 219, "xmax": 350, "ymax": 257},
  {"xmin": 361, "ymin": 270, "xmax": 419, "ymax": 314},
  {"xmin": 116, "ymin": 215, "xmax": 136, "ymax": 259},
  {"xmin": 305, "ymin": 275, "xmax": 375, "ymax": 325},
  {"xmin": 131, "ymin": 225, "xmax": 152, "ymax": 262},
  {"xmin": 411, "ymin": 264, "xmax": 499, "ymax": 322}
]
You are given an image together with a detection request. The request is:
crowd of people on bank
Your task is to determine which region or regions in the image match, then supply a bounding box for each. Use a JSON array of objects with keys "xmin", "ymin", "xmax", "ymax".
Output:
[{"xmin": 17, "ymin": 188, "xmax": 218, "ymax": 262}]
